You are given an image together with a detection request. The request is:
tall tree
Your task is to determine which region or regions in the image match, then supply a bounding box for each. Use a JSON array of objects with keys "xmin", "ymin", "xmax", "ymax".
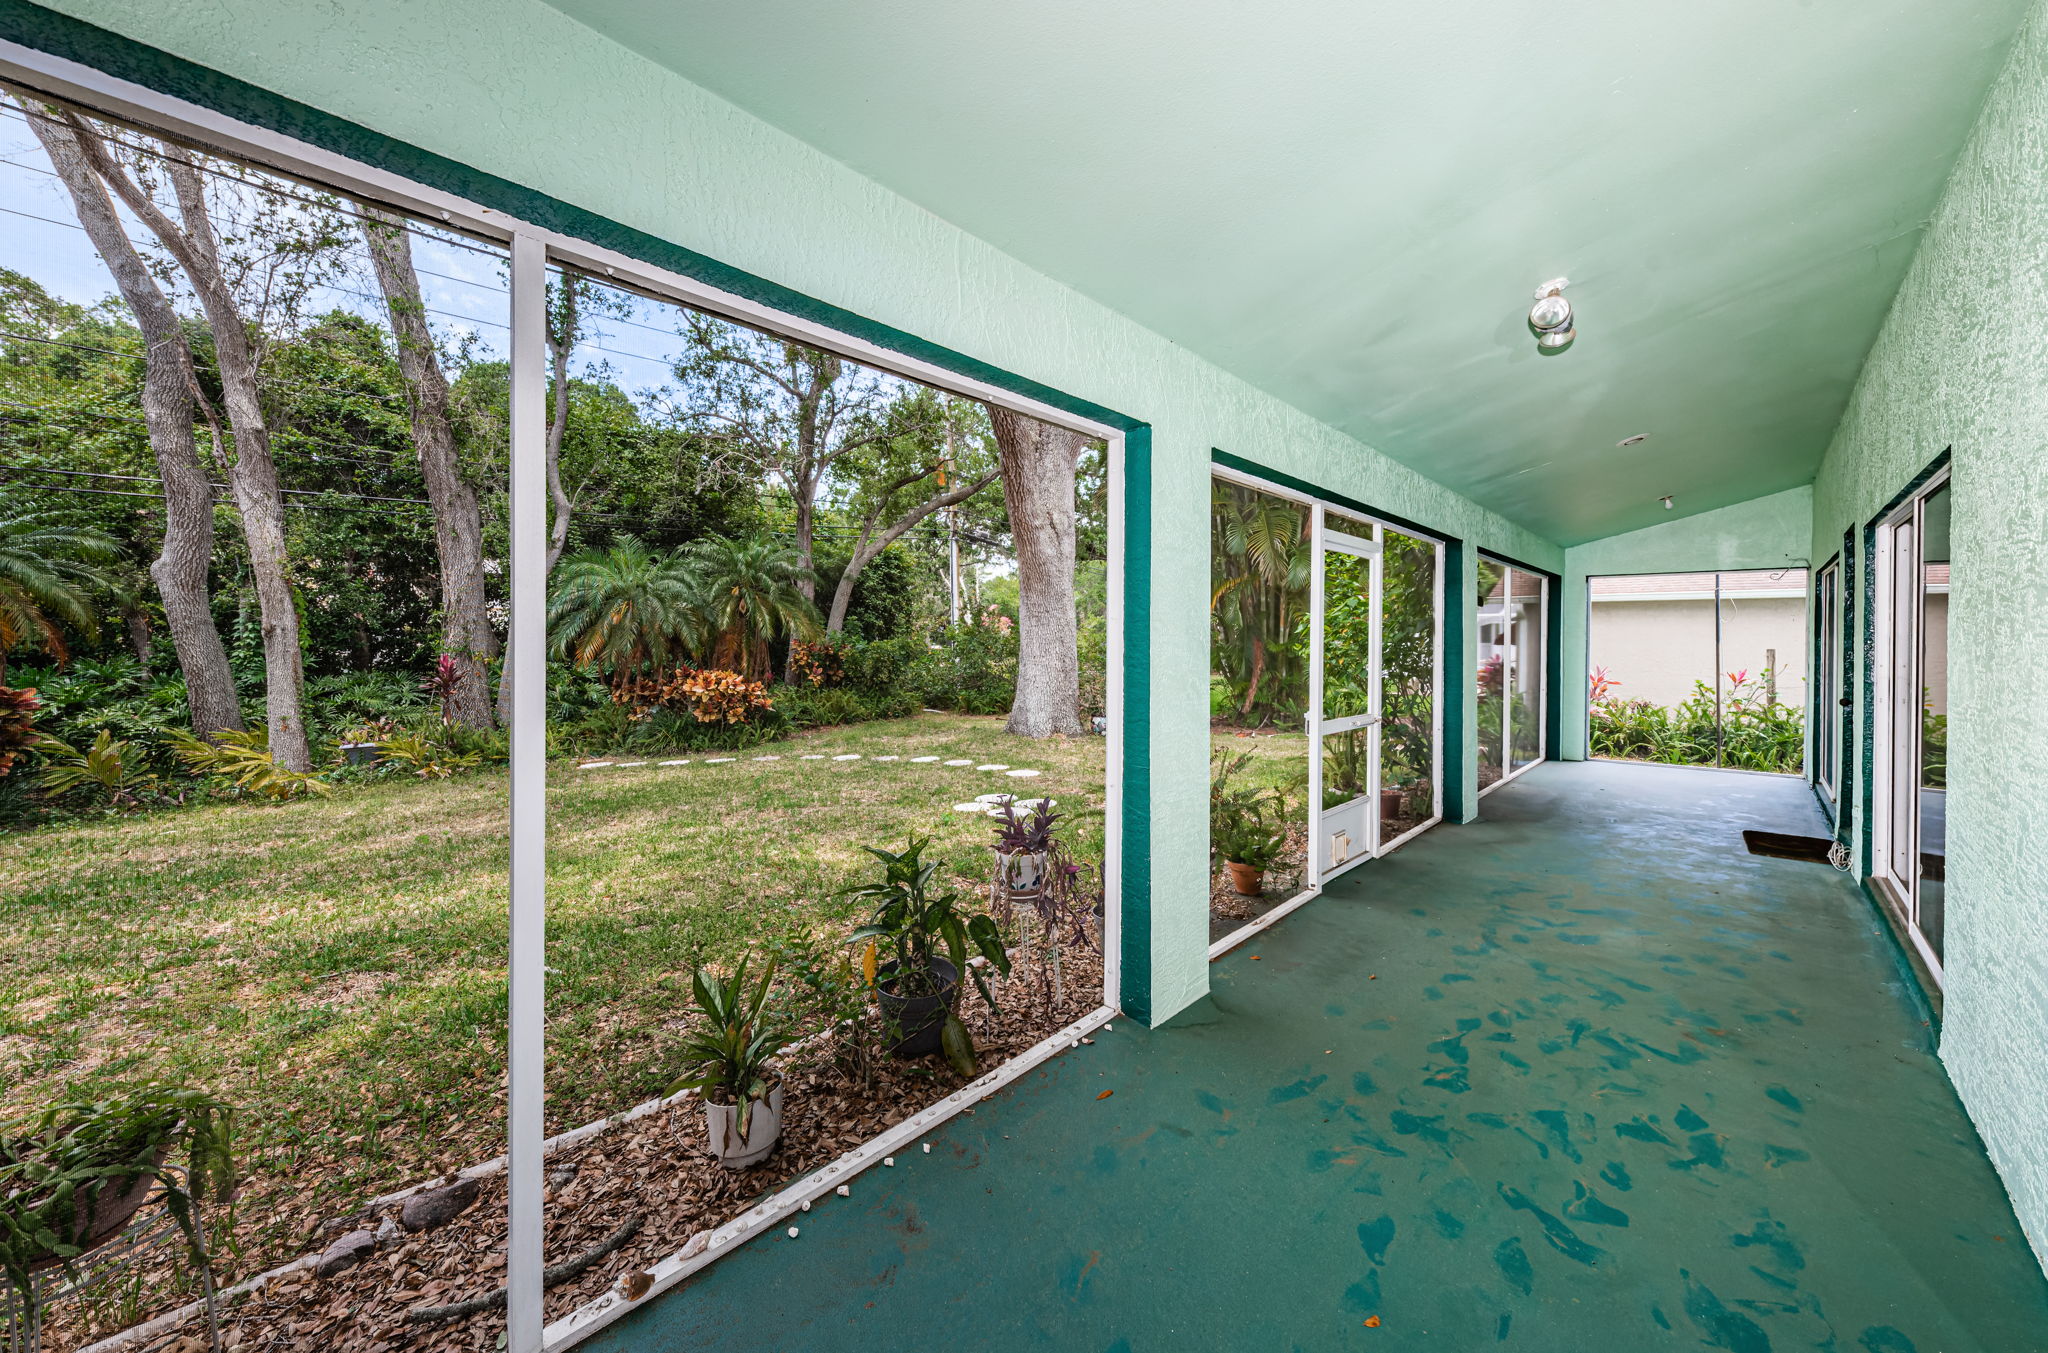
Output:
[
  {"xmin": 63, "ymin": 110, "xmax": 342, "ymax": 769},
  {"xmin": 987, "ymin": 406, "xmax": 1088, "ymax": 738},
  {"xmin": 24, "ymin": 104, "xmax": 246, "ymax": 738},
  {"xmin": 359, "ymin": 206, "xmax": 496, "ymax": 727},
  {"xmin": 825, "ymin": 391, "xmax": 996, "ymax": 635},
  {"xmin": 675, "ymin": 316, "xmax": 900, "ymax": 607}
]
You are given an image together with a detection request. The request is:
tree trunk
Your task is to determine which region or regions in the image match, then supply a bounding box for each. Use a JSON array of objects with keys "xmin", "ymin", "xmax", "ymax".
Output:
[
  {"xmin": 73, "ymin": 117, "xmax": 312, "ymax": 768},
  {"xmin": 988, "ymin": 407, "xmax": 1086, "ymax": 738},
  {"xmin": 827, "ymin": 470, "xmax": 997, "ymax": 634},
  {"xmin": 27, "ymin": 108, "xmax": 244, "ymax": 739},
  {"xmin": 544, "ymin": 275, "xmax": 578, "ymax": 573},
  {"xmin": 361, "ymin": 206, "xmax": 497, "ymax": 729},
  {"xmin": 123, "ymin": 604, "xmax": 153, "ymax": 666}
]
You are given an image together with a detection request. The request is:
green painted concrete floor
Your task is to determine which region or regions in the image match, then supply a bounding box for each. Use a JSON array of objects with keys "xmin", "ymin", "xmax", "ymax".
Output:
[{"xmin": 589, "ymin": 761, "xmax": 2048, "ymax": 1351}]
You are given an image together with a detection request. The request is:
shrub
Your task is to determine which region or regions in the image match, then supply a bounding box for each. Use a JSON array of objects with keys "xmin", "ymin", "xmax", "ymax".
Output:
[
  {"xmin": 0, "ymin": 687, "xmax": 40, "ymax": 777},
  {"xmin": 786, "ymin": 639, "xmax": 844, "ymax": 688},
  {"xmin": 165, "ymin": 728, "xmax": 332, "ymax": 801},
  {"xmin": 915, "ymin": 616, "xmax": 1017, "ymax": 716},
  {"xmin": 36, "ymin": 730, "xmax": 160, "ymax": 808},
  {"xmin": 1588, "ymin": 671, "xmax": 1804, "ymax": 774},
  {"xmin": 840, "ymin": 635, "xmax": 926, "ymax": 698},
  {"xmin": 772, "ymin": 684, "xmax": 917, "ymax": 730}
]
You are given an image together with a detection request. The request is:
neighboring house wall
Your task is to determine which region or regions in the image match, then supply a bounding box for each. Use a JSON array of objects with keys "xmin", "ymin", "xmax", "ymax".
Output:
[
  {"xmin": 1590, "ymin": 595, "xmax": 1808, "ymax": 710},
  {"xmin": 1809, "ymin": 0, "xmax": 2048, "ymax": 1270},
  {"xmin": 15, "ymin": 0, "xmax": 1561, "ymax": 1025},
  {"xmin": 1559, "ymin": 486, "xmax": 1812, "ymax": 759}
]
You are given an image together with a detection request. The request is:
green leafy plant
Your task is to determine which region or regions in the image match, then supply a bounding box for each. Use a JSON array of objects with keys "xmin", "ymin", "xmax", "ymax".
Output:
[
  {"xmin": 843, "ymin": 837, "xmax": 1012, "ymax": 1074},
  {"xmin": 663, "ymin": 956, "xmax": 789, "ymax": 1143},
  {"xmin": 1211, "ymin": 748, "xmax": 1288, "ymax": 868},
  {"xmin": 35, "ymin": 729, "xmax": 159, "ymax": 807},
  {"xmin": 1, "ymin": 1086, "xmax": 235, "ymax": 1321},
  {"xmin": 374, "ymin": 730, "xmax": 481, "ymax": 780},
  {"xmin": 164, "ymin": 727, "xmax": 333, "ymax": 800}
]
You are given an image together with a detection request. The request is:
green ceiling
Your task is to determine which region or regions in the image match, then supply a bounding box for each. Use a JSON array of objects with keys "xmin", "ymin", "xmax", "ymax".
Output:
[{"xmin": 541, "ymin": 0, "xmax": 2027, "ymax": 545}]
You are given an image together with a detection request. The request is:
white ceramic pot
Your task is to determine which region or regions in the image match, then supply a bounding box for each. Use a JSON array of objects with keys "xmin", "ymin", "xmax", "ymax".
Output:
[
  {"xmin": 999, "ymin": 849, "xmax": 1048, "ymax": 893},
  {"xmin": 703, "ymin": 1083, "xmax": 783, "ymax": 1169}
]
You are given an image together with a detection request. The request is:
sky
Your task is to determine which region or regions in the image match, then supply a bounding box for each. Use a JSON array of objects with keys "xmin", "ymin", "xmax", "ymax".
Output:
[{"xmin": 0, "ymin": 102, "xmax": 742, "ymax": 402}]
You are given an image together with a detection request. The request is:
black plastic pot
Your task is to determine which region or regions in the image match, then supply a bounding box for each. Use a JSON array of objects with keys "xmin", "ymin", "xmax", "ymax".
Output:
[{"xmin": 874, "ymin": 957, "xmax": 958, "ymax": 1057}]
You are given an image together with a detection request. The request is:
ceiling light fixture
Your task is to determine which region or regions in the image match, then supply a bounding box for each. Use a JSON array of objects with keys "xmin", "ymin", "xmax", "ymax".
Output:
[
  {"xmin": 1660, "ymin": 495, "xmax": 1675, "ymax": 510},
  {"xmin": 1617, "ymin": 433, "xmax": 1649, "ymax": 447},
  {"xmin": 1529, "ymin": 278, "xmax": 1574, "ymax": 355}
]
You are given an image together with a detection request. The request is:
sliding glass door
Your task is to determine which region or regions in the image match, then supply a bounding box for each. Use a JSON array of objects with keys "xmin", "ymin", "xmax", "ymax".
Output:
[
  {"xmin": 1814, "ymin": 560, "xmax": 1841, "ymax": 803},
  {"xmin": 1872, "ymin": 472, "xmax": 1950, "ymax": 978},
  {"xmin": 1477, "ymin": 555, "xmax": 1548, "ymax": 794}
]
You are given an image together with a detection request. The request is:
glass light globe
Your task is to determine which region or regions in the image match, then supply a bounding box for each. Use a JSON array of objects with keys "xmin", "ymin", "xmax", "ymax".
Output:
[
  {"xmin": 1529, "ymin": 293, "xmax": 1572, "ymax": 333},
  {"xmin": 1536, "ymin": 325, "xmax": 1576, "ymax": 353}
]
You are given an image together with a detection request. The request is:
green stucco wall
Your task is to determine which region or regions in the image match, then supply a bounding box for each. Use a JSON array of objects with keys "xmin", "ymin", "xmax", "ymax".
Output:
[
  {"xmin": 7, "ymin": 0, "xmax": 1562, "ymax": 1024},
  {"xmin": 1809, "ymin": 0, "xmax": 2048, "ymax": 1267},
  {"xmin": 1558, "ymin": 487, "xmax": 1813, "ymax": 759}
]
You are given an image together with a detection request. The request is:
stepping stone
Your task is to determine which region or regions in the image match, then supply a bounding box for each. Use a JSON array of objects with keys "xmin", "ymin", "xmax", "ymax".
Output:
[
  {"xmin": 909, "ymin": 756, "xmax": 941, "ymax": 763},
  {"xmin": 753, "ymin": 755, "xmax": 781, "ymax": 761},
  {"xmin": 975, "ymin": 792, "xmax": 1015, "ymax": 804},
  {"xmin": 801, "ymin": 754, "xmax": 827, "ymax": 760},
  {"xmin": 615, "ymin": 761, "xmax": 647, "ymax": 768},
  {"xmin": 873, "ymin": 755, "xmax": 899, "ymax": 762},
  {"xmin": 705, "ymin": 757, "xmax": 736, "ymax": 764},
  {"xmin": 578, "ymin": 761, "xmax": 615, "ymax": 769},
  {"xmin": 976, "ymin": 764, "xmax": 1009, "ymax": 771},
  {"xmin": 953, "ymin": 802, "xmax": 991, "ymax": 813},
  {"xmin": 944, "ymin": 759, "xmax": 974, "ymax": 767},
  {"xmin": 659, "ymin": 760, "xmax": 690, "ymax": 766},
  {"xmin": 1005, "ymin": 768, "xmax": 1042, "ymax": 778},
  {"xmin": 833, "ymin": 753, "xmax": 862, "ymax": 761}
]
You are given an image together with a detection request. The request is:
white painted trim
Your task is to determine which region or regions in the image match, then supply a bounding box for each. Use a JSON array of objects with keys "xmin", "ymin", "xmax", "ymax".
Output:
[
  {"xmin": 1102, "ymin": 430, "xmax": 1125, "ymax": 1014},
  {"xmin": 505, "ymin": 230, "xmax": 549, "ymax": 1353},
  {"xmin": 541, "ymin": 1005, "xmax": 1117, "ymax": 1349},
  {"xmin": 1207, "ymin": 885, "xmax": 1321, "ymax": 960}
]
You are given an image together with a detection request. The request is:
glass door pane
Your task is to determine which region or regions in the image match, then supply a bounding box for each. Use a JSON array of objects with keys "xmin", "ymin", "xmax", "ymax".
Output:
[
  {"xmin": 1816, "ymin": 564, "xmax": 1839, "ymax": 797},
  {"xmin": 1379, "ymin": 529, "xmax": 1438, "ymax": 843},
  {"xmin": 1509, "ymin": 569, "xmax": 1546, "ymax": 771},
  {"xmin": 1476, "ymin": 558, "xmax": 1509, "ymax": 789},
  {"xmin": 1319, "ymin": 531, "xmax": 1378, "ymax": 875},
  {"xmin": 1918, "ymin": 483, "xmax": 1950, "ymax": 961},
  {"xmin": 1885, "ymin": 517, "xmax": 1920, "ymax": 890}
]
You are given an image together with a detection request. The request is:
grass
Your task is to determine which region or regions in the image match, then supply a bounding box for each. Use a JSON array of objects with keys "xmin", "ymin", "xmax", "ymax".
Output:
[{"xmin": 0, "ymin": 712, "xmax": 1103, "ymax": 1269}]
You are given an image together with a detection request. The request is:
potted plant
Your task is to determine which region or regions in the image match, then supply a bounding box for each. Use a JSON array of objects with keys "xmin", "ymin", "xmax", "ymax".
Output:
[
  {"xmin": 991, "ymin": 799, "xmax": 1061, "ymax": 901},
  {"xmin": 664, "ymin": 957, "xmax": 789, "ymax": 1169},
  {"xmin": 2, "ymin": 1086, "xmax": 235, "ymax": 1326},
  {"xmin": 843, "ymin": 838, "xmax": 1011, "ymax": 1073},
  {"xmin": 1214, "ymin": 805, "xmax": 1287, "ymax": 897}
]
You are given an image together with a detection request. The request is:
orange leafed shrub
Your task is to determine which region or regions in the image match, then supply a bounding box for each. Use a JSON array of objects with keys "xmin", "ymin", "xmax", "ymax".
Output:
[
  {"xmin": 678, "ymin": 669, "xmax": 774, "ymax": 724},
  {"xmin": 0, "ymin": 686, "xmax": 41, "ymax": 777}
]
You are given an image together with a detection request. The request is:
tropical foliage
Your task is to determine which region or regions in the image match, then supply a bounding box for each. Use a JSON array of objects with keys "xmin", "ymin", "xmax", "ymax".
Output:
[
  {"xmin": 0, "ymin": 509, "xmax": 122, "ymax": 676},
  {"xmin": 1210, "ymin": 481, "xmax": 1310, "ymax": 727},
  {"xmin": 1589, "ymin": 670, "xmax": 1806, "ymax": 773}
]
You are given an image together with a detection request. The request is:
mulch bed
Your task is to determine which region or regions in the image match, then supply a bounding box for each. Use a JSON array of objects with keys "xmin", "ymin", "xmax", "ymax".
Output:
[{"xmin": 42, "ymin": 949, "xmax": 1103, "ymax": 1352}]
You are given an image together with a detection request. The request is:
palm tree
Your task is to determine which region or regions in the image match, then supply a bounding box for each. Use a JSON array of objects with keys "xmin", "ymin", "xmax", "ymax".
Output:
[
  {"xmin": 682, "ymin": 534, "xmax": 820, "ymax": 680},
  {"xmin": 0, "ymin": 509, "xmax": 124, "ymax": 684},
  {"xmin": 546, "ymin": 537, "xmax": 703, "ymax": 688},
  {"xmin": 1211, "ymin": 482, "xmax": 1311, "ymax": 724}
]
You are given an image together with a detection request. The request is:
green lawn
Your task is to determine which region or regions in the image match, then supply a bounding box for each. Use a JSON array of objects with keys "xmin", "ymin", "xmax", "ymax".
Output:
[{"xmin": 0, "ymin": 712, "xmax": 1104, "ymax": 1269}]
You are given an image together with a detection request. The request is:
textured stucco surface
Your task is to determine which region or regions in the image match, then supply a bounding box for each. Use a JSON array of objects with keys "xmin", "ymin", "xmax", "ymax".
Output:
[
  {"xmin": 1559, "ymin": 487, "xmax": 1812, "ymax": 758},
  {"xmin": 1809, "ymin": 0, "xmax": 2048, "ymax": 1269},
  {"xmin": 12, "ymin": 0, "xmax": 1561, "ymax": 1023}
]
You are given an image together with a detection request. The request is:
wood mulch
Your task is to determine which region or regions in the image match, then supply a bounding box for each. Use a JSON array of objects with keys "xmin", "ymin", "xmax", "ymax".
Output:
[{"xmin": 42, "ymin": 950, "xmax": 1103, "ymax": 1352}]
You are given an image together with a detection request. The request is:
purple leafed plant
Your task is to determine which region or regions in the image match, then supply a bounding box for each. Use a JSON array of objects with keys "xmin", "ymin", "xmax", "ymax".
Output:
[{"xmin": 421, "ymin": 654, "xmax": 465, "ymax": 725}]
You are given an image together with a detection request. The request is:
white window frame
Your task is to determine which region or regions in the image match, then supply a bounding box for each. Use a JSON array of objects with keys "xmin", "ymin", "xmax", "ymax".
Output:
[
  {"xmin": 1814, "ymin": 559, "xmax": 1841, "ymax": 803},
  {"xmin": 0, "ymin": 40, "xmax": 1128, "ymax": 1353},
  {"xmin": 1478, "ymin": 555, "xmax": 1549, "ymax": 796},
  {"xmin": 1870, "ymin": 469, "xmax": 1948, "ymax": 988}
]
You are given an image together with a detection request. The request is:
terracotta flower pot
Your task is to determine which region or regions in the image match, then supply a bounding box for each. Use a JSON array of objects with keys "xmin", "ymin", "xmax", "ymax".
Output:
[
  {"xmin": 1224, "ymin": 860, "xmax": 1264, "ymax": 897},
  {"xmin": 23, "ymin": 1152, "xmax": 164, "ymax": 1274},
  {"xmin": 1379, "ymin": 786, "xmax": 1404, "ymax": 821}
]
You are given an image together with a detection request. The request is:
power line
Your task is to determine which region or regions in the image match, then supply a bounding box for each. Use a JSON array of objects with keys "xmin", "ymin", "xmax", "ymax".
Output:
[{"xmin": 0, "ymin": 101, "xmax": 506, "ymax": 259}]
